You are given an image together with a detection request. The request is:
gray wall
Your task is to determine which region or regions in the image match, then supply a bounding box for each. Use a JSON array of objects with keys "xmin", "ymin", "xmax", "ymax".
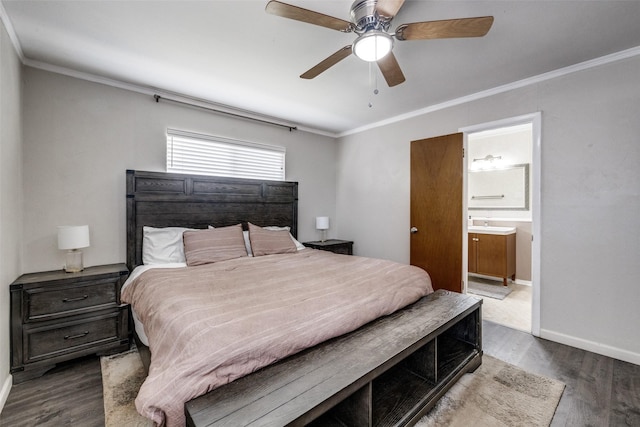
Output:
[
  {"xmin": 21, "ymin": 68, "xmax": 338, "ymax": 273},
  {"xmin": 336, "ymin": 55, "xmax": 640, "ymax": 363},
  {"xmin": 0, "ymin": 18, "xmax": 23, "ymax": 406}
]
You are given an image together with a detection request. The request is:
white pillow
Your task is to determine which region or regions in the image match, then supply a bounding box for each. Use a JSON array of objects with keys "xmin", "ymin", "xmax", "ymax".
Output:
[
  {"xmin": 243, "ymin": 231, "xmax": 253, "ymax": 256},
  {"xmin": 142, "ymin": 226, "xmax": 193, "ymax": 265}
]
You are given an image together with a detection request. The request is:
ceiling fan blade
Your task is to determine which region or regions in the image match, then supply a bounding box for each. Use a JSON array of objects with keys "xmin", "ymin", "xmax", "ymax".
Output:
[
  {"xmin": 265, "ymin": 1, "xmax": 353, "ymax": 32},
  {"xmin": 395, "ymin": 16, "xmax": 494, "ymax": 41},
  {"xmin": 375, "ymin": 0, "xmax": 406, "ymax": 20},
  {"xmin": 377, "ymin": 52, "xmax": 406, "ymax": 87},
  {"xmin": 300, "ymin": 46, "xmax": 353, "ymax": 79}
]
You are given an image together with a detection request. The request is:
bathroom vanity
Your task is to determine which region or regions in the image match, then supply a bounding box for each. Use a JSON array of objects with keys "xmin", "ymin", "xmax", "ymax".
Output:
[{"xmin": 468, "ymin": 226, "xmax": 516, "ymax": 286}]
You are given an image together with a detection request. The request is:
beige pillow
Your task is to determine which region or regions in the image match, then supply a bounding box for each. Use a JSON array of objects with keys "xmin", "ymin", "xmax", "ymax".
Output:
[
  {"xmin": 248, "ymin": 222, "xmax": 298, "ymax": 256},
  {"xmin": 183, "ymin": 224, "xmax": 247, "ymax": 266}
]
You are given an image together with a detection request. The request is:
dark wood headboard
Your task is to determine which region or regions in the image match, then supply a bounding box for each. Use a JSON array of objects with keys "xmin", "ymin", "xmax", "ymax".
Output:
[{"xmin": 126, "ymin": 170, "xmax": 298, "ymax": 270}]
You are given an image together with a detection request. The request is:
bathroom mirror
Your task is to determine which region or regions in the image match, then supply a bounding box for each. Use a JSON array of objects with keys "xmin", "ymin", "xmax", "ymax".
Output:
[{"xmin": 468, "ymin": 163, "xmax": 529, "ymax": 210}]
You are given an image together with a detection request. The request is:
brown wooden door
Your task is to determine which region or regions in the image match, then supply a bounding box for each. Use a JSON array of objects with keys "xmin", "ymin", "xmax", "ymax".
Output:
[{"xmin": 410, "ymin": 133, "xmax": 463, "ymax": 292}]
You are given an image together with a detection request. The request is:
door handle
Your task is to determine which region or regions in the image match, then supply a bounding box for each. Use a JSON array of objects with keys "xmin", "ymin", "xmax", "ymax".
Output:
[{"xmin": 410, "ymin": 227, "xmax": 418, "ymax": 234}]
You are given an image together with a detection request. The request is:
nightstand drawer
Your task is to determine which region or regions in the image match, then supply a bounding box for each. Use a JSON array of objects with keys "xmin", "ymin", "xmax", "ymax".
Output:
[
  {"xmin": 25, "ymin": 310, "xmax": 123, "ymax": 363},
  {"xmin": 329, "ymin": 245, "xmax": 352, "ymax": 255},
  {"xmin": 26, "ymin": 278, "xmax": 119, "ymax": 322}
]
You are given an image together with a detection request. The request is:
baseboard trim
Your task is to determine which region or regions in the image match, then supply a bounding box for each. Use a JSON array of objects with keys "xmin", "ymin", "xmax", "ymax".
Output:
[
  {"xmin": 540, "ymin": 329, "xmax": 640, "ymax": 366},
  {"xmin": 0, "ymin": 373, "xmax": 12, "ymax": 413}
]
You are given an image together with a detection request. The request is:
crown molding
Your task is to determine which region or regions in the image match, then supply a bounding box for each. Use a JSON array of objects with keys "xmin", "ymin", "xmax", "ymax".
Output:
[
  {"xmin": 22, "ymin": 58, "xmax": 339, "ymax": 137},
  {"xmin": 4, "ymin": 2, "xmax": 638, "ymax": 140},
  {"xmin": 338, "ymin": 45, "xmax": 640, "ymax": 138},
  {"xmin": 0, "ymin": 1, "xmax": 24, "ymax": 61}
]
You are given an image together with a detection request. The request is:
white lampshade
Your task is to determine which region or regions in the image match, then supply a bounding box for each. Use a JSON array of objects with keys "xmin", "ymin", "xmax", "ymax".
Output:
[
  {"xmin": 316, "ymin": 217, "xmax": 329, "ymax": 230},
  {"xmin": 58, "ymin": 225, "xmax": 90, "ymax": 250}
]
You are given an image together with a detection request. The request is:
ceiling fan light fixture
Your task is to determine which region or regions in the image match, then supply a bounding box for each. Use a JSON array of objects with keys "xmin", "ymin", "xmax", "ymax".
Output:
[{"xmin": 353, "ymin": 31, "xmax": 393, "ymax": 62}]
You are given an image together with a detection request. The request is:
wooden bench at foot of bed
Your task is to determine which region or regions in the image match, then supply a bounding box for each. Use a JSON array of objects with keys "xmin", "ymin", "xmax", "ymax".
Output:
[{"xmin": 185, "ymin": 290, "xmax": 482, "ymax": 427}]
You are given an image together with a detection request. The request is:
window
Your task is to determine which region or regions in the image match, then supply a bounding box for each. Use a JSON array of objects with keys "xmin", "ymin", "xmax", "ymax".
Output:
[{"xmin": 166, "ymin": 129, "xmax": 285, "ymax": 180}]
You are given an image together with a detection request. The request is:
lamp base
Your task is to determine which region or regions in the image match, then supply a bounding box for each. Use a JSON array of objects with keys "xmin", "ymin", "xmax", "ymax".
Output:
[
  {"xmin": 320, "ymin": 230, "xmax": 327, "ymax": 243},
  {"xmin": 64, "ymin": 250, "xmax": 84, "ymax": 273}
]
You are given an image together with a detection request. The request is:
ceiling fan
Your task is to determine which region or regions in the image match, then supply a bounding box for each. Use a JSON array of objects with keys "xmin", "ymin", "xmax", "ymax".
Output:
[{"xmin": 265, "ymin": 0, "xmax": 494, "ymax": 87}]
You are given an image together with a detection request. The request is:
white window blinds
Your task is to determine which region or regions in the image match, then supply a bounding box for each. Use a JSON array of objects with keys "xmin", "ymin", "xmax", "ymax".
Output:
[{"xmin": 166, "ymin": 129, "xmax": 285, "ymax": 180}]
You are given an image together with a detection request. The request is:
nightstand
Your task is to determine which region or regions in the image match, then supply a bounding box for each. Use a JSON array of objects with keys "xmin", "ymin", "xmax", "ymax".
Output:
[
  {"xmin": 303, "ymin": 239, "xmax": 354, "ymax": 255},
  {"xmin": 10, "ymin": 263, "xmax": 130, "ymax": 383}
]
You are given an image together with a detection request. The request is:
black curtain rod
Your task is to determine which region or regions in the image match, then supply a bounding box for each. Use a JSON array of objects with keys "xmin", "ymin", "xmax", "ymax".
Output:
[{"xmin": 154, "ymin": 95, "xmax": 297, "ymax": 132}]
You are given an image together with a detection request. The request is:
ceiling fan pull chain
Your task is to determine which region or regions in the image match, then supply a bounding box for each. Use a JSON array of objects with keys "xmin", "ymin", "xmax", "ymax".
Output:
[
  {"xmin": 368, "ymin": 62, "xmax": 380, "ymax": 108},
  {"xmin": 374, "ymin": 63, "xmax": 379, "ymax": 95},
  {"xmin": 368, "ymin": 62, "xmax": 374, "ymax": 108}
]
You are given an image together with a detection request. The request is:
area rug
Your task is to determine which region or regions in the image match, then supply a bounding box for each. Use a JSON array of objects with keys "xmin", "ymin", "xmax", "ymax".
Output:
[
  {"xmin": 416, "ymin": 355, "xmax": 564, "ymax": 427},
  {"xmin": 468, "ymin": 277, "xmax": 512, "ymax": 300},
  {"xmin": 100, "ymin": 346, "xmax": 153, "ymax": 427},
  {"xmin": 102, "ymin": 350, "xmax": 564, "ymax": 427}
]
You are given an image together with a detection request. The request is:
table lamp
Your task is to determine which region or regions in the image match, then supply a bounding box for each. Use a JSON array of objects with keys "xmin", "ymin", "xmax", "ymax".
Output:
[
  {"xmin": 316, "ymin": 216, "xmax": 329, "ymax": 242},
  {"xmin": 58, "ymin": 225, "xmax": 90, "ymax": 272}
]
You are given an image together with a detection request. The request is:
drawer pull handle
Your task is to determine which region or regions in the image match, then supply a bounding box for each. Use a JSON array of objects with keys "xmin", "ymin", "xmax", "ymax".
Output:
[
  {"xmin": 62, "ymin": 295, "xmax": 88, "ymax": 303},
  {"xmin": 64, "ymin": 331, "xmax": 89, "ymax": 340}
]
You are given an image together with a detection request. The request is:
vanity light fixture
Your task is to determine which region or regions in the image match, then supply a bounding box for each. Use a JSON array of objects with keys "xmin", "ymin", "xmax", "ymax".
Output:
[
  {"xmin": 58, "ymin": 225, "xmax": 90, "ymax": 273},
  {"xmin": 471, "ymin": 154, "xmax": 504, "ymax": 171},
  {"xmin": 473, "ymin": 154, "xmax": 502, "ymax": 163}
]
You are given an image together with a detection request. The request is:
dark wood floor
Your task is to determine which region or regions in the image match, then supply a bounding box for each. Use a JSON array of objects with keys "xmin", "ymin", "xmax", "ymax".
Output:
[
  {"xmin": 483, "ymin": 321, "xmax": 640, "ymax": 426},
  {"xmin": 1, "ymin": 321, "xmax": 639, "ymax": 426},
  {"xmin": 0, "ymin": 355, "xmax": 104, "ymax": 427}
]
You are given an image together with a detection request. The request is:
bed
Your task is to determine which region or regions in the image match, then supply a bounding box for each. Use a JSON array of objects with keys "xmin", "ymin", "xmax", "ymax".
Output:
[{"xmin": 123, "ymin": 169, "xmax": 481, "ymax": 427}]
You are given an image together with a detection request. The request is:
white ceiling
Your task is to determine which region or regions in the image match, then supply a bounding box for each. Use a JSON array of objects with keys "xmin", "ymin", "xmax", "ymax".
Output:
[{"xmin": 3, "ymin": 1, "xmax": 640, "ymax": 135}]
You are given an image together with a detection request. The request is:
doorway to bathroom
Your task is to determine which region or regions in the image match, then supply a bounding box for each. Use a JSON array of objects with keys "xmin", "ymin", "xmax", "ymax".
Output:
[{"xmin": 461, "ymin": 113, "xmax": 541, "ymax": 336}]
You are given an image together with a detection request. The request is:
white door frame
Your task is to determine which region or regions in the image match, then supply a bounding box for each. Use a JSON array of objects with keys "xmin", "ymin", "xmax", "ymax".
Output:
[{"xmin": 460, "ymin": 112, "xmax": 542, "ymax": 336}]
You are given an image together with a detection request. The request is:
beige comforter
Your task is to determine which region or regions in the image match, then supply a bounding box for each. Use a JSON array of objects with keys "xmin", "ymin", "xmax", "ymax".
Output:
[{"xmin": 121, "ymin": 249, "xmax": 433, "ymax": 426}]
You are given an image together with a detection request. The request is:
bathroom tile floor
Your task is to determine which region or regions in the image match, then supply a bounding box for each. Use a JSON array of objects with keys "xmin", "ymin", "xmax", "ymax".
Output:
[{"xmin": 469, "ymin": 280, "xmax": 532, "ymax": 332}]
